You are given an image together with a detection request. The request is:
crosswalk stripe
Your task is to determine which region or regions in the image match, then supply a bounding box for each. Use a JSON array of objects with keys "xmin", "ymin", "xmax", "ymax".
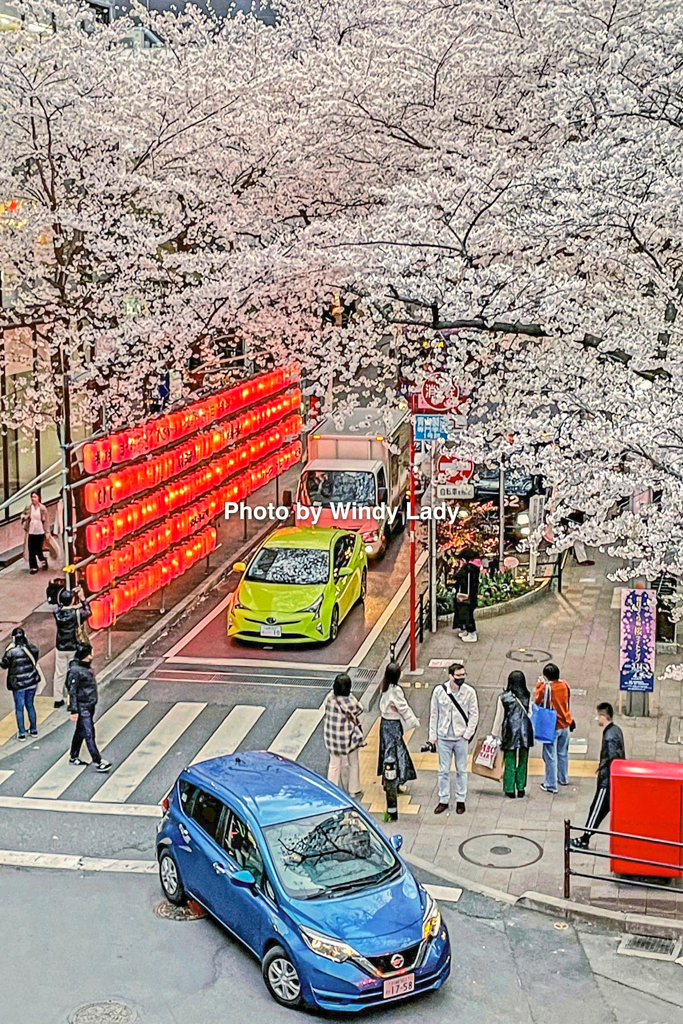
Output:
[
  {"xmin": 94, "ymin": 702, "xmax": 205, "ymax": 803},
  {"xmin": 191, "ymin": 705, "xmax": 266, "ymax": 765},
  {"xmin": 0, "ymin": 697, "xmax": 55, "ymax": 746},
  {"xmin": 0, "ymin": 770, "xmax": 14, "ymax": 788},
  {"xmin": 24, "ymin": 701, "xmax": 147, "ymax": 799},
  {"xmin": 268, "ymin": 706, "xmax": 324, "ymax": 759}
]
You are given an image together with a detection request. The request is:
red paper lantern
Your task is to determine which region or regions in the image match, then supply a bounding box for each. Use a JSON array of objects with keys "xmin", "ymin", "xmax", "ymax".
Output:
[
  {"xmin": 83, "ymin": 440, "xmax": 113, "ymax": 476},
  {"xmin": 89, "ymin": 595, "xmax": 114, "ymax": 630},
  {"xmin": 84, "ymin": 478, "xmax": 112, "ymax": 514}
]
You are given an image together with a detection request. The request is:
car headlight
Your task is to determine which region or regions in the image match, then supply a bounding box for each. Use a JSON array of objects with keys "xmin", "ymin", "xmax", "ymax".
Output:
[
  {"xmin": 422, "ymin": 894, "xmax": 441, "ymax": 942},
  {"xmin": 303, "ymin": 593, "xmax": 324, "ymax": 618},
  {"xmin": 233, "ymin": 594, "xmax": 247, "ymax": 611},
  {"xmin": 300, "ymin": 925, "xmax": 359, "ymax": 963},
  {"xmin": 516, "ymin": 512, "xmax": 530, "ymax": 526}
]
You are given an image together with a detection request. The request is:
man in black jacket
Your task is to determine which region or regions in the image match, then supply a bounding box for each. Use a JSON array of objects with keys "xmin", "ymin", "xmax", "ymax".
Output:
[
  {"xmin": 66, "ymin": 643, "xmax": 111, "ymax": 772},
  {"xmin": 2, "ymin": 627, "xmax": 40, "ymax": 740},
  {"xmin": 572, "ymin": 702, "xmax": 625, "ymax": 848},
  {"xmin": 53, "ymin": 587, "xmax": 91, "ymax": 709}
]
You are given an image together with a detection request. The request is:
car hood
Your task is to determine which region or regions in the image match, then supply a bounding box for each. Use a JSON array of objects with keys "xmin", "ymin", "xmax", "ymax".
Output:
[
  {"xmin": 237, "ymin": 581, "xmax": 326, "ymax": 614},
  {"xmin": 292, "ymin": 871, "xmax": 425, "ymax": 954}
]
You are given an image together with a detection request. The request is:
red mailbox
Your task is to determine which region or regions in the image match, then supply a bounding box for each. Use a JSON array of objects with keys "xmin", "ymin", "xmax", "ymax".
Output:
[{"xmin": 610, "ymin": 760, "xmax": 683, "ymax": 877}]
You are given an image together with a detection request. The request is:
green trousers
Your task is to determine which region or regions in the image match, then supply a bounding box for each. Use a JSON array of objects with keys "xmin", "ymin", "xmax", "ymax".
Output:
[{"xmin": 503, "ymin": 748, "xmax": 529, "ymax": 794}]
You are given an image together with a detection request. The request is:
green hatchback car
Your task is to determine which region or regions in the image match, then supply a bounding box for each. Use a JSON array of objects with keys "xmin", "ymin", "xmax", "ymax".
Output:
[{"xmin": 227, "ymin": 527, "xmax": 368, "ymax": 644}]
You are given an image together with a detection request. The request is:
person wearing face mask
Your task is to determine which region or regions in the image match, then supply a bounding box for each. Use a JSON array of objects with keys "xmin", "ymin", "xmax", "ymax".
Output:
[
  {"xmin": 66, "ymin": 642, "xmax": 111, "ymax": 772},
  {"xmin": 426, "ymin": 663, "xmax": 479, "ymax": 815},
  {"xmin": 572, "ymin": 702, "xmax": 625, "ymax": 849}
]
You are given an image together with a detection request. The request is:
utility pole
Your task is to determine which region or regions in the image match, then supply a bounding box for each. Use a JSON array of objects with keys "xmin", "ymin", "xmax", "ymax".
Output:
[
  {"xmin": 59, "ymin": 358, "xmax": 74, "ymax": 587},
  {"xmin": 430, "ymin": 441, "xmax": 438, "ymax": 633},
  {"xmin": 498, "ymin": 456, "xmax": 505, "ymax": 565},
  {"xmin": 409, "ymin": 411, "xmax": 417, "ymax": 671}
]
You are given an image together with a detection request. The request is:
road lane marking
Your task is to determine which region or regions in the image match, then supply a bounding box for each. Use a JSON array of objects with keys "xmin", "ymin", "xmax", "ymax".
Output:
[
  {"xmin": 164, "ymin": 591, "xmax": 234, "ymax": 658},
  {"xmin": 424, "ymin": 884, "xmax": 462, "ymax": 904},
  {"xmin": 191, "ymin": 705, "xmax": 266, "ymax": 764},
  {"xmin": 0, "ymin": 849, "xmax": 157, "ymax": 873},
  {"xmin": 0, "ymin": 770, "xmax": 14, "ymax": 787},
  {"xmin": 268, "ymin": 705, "xmax": 325, "ymax": 759},
  {"xmin": 120, "ymin": 678, "xmax": 148, "ymax": 701},
  {"xmin": 94, "ymin": 702, "xmax": 205, "ymax": 803},
  {"xmin": 0, "ymin": 696, "xmax": 56, "ymax": 746},
  {"xmin": 0, "ymin": 795, "xmax": 161, "ymax": 816},
  {"xmin": 166, "ymin": 656, "xmax": 348, "ymax": 671},
  {"xmin": 349, "ymin": 550, "xmax": 429, "ymax": 667},
  {"xmin": 24, "ymin": 701, "xmax": 147, "ymax": 799}
]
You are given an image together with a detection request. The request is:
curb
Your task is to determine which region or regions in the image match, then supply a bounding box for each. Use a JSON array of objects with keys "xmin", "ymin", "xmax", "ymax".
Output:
[
  {"xmin": 0, "ymin": 521, "xmax": 274, "ymax": 764},
  {"xmin": 403, "ymin": 852, "xmax": 683, "ymax": 938},
  {"xmin": 436, "ymin": 576, "xmax": 552, "ymax": 624}
]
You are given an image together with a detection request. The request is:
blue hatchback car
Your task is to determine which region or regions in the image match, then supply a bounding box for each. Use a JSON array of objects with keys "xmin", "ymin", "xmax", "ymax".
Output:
[{"xmin": 157, "ymin": 751, "xmax": 450, "ymax": 1012}]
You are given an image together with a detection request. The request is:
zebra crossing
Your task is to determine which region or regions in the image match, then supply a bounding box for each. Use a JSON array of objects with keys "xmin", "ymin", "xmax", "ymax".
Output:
[{"xmin": 7, "ymin": 692, "xmax": 330, "ymax": 812}]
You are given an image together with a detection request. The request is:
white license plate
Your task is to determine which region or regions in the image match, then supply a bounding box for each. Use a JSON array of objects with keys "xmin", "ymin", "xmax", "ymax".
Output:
[
  {"xmin": 260, "ymin": 624, "xmax": 282, "ymax": 638},
  {"xmin": 383, "ymin": 974, "xmax": 415, "ymax": 999}
]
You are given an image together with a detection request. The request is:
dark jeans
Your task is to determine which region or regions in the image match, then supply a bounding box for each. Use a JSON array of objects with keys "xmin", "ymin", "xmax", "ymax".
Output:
[
  {"xmin": 70, "ymin": 707, "xmax": 101, "ymax": 763},
  {"xmin": 27, "ymin": 533, "xmax": 47, "ymax": 570},
  {"xmin": 13, "ymin": 686, "xmax": 37, "ymax": 736},
  {"xmin": 453, "ymin": 601, "xmax": 476, "ymax": 633}
]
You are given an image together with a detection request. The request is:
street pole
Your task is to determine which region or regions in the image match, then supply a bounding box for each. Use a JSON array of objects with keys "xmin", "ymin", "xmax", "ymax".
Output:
[
  {"xmin": 59, "ymin": 362, "xmax": 74, "ymax": 588},
  {"xmin": 409, "ymin": 414, "xmax": 417, "ymax": 671},
  {"xmin": 498, "ymin": 457, "xmax": 505, "ymax": 566},
  {"xmin": 430, "ymin": 441, "xmax": 437, "ymax": 633}
]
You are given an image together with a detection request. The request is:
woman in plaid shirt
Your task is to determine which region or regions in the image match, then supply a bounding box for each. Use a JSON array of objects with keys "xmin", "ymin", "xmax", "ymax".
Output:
[{"xmin": 324, "ymin": 672, "xmax": 364, "ymax": 797}]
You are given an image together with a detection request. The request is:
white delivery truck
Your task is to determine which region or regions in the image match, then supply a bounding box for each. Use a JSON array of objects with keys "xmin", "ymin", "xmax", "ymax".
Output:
[{"xmin": 286, "ymin": 408, "xmax": 410, "ymax": 558}]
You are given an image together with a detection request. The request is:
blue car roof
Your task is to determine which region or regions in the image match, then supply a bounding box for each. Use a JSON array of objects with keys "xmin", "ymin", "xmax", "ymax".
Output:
[{"xmin": 186, "ymin": 751, "xmax": 351, "ymax": 827}]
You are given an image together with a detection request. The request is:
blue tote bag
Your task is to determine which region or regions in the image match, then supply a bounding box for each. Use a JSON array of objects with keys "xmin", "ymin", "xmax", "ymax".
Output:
[{"xmin": 530, "ymin": 684, "xmax": 557, "ymax": 744}]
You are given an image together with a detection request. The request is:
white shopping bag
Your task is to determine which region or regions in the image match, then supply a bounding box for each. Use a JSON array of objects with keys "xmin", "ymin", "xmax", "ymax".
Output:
[{"xmin": 474, "ymin": 733, "xmax": 500, "ymax": 770}]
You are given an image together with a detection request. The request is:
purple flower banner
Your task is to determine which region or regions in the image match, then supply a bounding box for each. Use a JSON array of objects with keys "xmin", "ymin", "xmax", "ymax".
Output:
[{"xmin": 619, "ymin": 589, "xmax": 656, "ymax": 693}]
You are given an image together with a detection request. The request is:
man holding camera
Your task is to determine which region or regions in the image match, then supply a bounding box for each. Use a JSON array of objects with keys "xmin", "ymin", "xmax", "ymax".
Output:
[
  {"xmin": 425, "ymin": 663, "xmax": 479, "ymax": 815},
  {"xmin": 52, "ymin": 587, "xmax": 91, "ymax": 709}
]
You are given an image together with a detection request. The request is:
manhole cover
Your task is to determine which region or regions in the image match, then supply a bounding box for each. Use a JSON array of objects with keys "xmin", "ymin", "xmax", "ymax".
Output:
[
  {"xmin": 69, "ymin": 1002, "xmax": 138, "ymax": 1024},
  {"xmin": 459, "ymin": 833, "xmax": 544, "ymax": 869},
  {"xmin": 506, "ymin": 648, "xmax": 553, "ymax": 664},
  {"xmin": 154, "ymin": 899, "xmax": 206, "ymax": 921}
]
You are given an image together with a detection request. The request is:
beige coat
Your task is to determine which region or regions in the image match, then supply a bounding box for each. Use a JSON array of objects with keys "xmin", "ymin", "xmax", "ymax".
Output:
[{"xmin": 22, "ymin": 502, "xmax": 49, "ymax": 534}]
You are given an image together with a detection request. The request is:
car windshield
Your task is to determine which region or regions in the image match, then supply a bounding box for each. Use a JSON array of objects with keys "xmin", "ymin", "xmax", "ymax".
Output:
[
  {"xmin": 299, "ymin": 470, "xmax": 376, "ymax": 507},
  {"xmin": 246, "ymin": 547, "xmax": 330, "ymax": 586},
  {"xmin": 264, "ymin": 808, "xmax": 399, "ymax": 900}
]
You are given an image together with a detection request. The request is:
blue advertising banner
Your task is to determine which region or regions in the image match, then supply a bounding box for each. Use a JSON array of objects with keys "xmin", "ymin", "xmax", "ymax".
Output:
[{"xmin": 619, "ymin": 588, "xmax": 656, "ymax": 692}]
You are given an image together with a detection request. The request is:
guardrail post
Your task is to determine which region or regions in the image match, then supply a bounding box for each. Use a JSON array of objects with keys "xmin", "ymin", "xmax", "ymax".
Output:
[
  {"xmin": 564, "ymin": 818, "xmax": 571, "ymax": 899},
  {"xmin": 557, "ymin": 554, "xmax": 563, "ymax": 595}
]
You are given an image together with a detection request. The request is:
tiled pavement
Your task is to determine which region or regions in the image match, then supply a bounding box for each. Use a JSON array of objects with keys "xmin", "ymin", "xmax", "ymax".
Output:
[{"xmin": 359, "ymin": 550, "xmax": 683, "ymax": 919}]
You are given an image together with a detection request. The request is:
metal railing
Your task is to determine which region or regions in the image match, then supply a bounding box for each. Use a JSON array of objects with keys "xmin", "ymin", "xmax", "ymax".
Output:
[
  {"xmin": 532, "ymin": 548, "xmax": 569, "ymax": 594},
  {"xmin": 388, "ymin": 586, "xmax": 430, "ymax": 665},
  {"xmin": 563, "ymin": 819, "xmax": 683, "ymax": 900}
]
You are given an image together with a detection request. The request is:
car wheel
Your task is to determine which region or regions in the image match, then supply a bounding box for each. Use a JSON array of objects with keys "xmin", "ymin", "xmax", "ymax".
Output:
[
  {"xmin": 159, "ymin": 850, "xmax": 186, "ymax": 906},
  {"xmin": 262, "ymin": 945, "xmax": 303, "ymax": 1009},
  {"xmin": 328, "ymin": 605, "xmax": 340, "ymax": 642},
  {"xmin": 359, "ymin": 568, "xmax": 367, "ymax": 603},
  {"xmin": 395, "ymin": 500, "xmax": 407, "ymax": 533}
]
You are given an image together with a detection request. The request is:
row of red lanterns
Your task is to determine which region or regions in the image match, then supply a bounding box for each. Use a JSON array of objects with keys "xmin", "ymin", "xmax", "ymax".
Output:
[
  {"xmin": 85, "ymin": 416, "xmax": 302, "ymax": 554},
  {"xmin": 86, "ymin": 439, "xmax": 303, "ymax": 592},
  {"xmin": 89, "ymin": 527, "xmax": 217, "ymax": 630},
  {"xmin": 82, "ymin": 363, "xmax": 300, "ymax": 475},
  {"xmin": 83, "ymin": 390, "xmax": 301, "ymax": 515},
  {"xmin": 87, "ymin": 440, "xmax": 302, "ymax": 626}
]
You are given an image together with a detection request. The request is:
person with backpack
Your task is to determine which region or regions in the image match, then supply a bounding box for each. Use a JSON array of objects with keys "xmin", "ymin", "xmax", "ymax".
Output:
[
  {"xmin": 572, "ymin": 702, "xmax": 626, "ymax": 848},
  {"xmin": 492, "ymin": 670, "xmax": 534, "ymax": 799},
  {"xmin": 426, "ymin": 662, "xmax": 479, "ymax": 814},
  {"xmin": 66, "ymin": 642, "xmax": 111, "ymax": 772},
  {"xmin": 52, "ymin": 587, "xmax": 91, "ymax": 709},
  {"xmin": 376, "ymin": 661, "xmax": 419, "ymax": 791},
  {"xmin": 1, "ymin": 627, "xmax": 40, "ymax": 741},
  {"xmin": 323, "ymin": 672, "xmax": 364, "ymax": 797},
  {"xmin": 534, "ymin": 662, "xmax": 574, "ymax": 793}
]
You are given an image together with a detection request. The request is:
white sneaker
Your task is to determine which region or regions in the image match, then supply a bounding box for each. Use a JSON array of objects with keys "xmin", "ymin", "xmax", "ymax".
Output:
[{"xmin": 461, "ymin": 632, "xmax": 478, "ymax": 643}]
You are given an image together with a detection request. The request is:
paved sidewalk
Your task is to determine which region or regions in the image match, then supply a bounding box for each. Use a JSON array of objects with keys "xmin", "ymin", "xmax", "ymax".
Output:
[{"xmin": 358, "ymin": 550, "xmax": 683, "ymax": 919}]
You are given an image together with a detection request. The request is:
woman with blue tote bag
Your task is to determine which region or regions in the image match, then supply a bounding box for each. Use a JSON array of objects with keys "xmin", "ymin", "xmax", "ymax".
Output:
[{"xmin": 533, "ymin": 663, "xmax": 574, "ymax": 793}]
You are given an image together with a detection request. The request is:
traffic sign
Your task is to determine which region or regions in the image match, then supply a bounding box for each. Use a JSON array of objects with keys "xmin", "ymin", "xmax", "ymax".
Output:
[
  {"xmin": 437, "ymin": 483, "xmax": 474, "ymax": 500},
  {"xmin": 414, "ymin": 374, "xmax": 461, "ymax": 414},
  {"xmin": 414, "ymin": 415, "xmax": 462, "ymax": 441},
  {"xmin": 436, "ymin": 454, "xmax": 474, "ymax": 484}
]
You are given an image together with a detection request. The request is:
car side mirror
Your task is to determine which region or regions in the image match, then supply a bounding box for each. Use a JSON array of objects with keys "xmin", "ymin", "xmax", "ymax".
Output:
[
  {"xmin": 282, "ymin": 489, "xmax": 292, "ymax": 508},
  {"xmin": 233, "ymin": 561, "xmax": 246, "ymax": 573},
  {"xmin": 231, "ymin": 869, "xmax": 256, "ymax": 889},
  {"xmin": 378, "ymin": 487, "xmax": 388, "ymax": 504},
  {"xmin": 390, "ymin": 834, "xmax": 403, "ymax": 852}
]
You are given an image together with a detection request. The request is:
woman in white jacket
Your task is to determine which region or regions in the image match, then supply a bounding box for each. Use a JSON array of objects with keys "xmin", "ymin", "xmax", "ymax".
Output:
[{"xmin": 377, "ymin": 661, "xmax": 419, "ymax": 788}]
